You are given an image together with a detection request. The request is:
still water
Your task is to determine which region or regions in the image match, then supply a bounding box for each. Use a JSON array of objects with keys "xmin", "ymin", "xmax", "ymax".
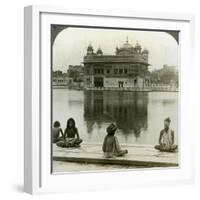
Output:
[{"xmin": 53, "ymin": 89, "xmax": 178, "ymax": 145}]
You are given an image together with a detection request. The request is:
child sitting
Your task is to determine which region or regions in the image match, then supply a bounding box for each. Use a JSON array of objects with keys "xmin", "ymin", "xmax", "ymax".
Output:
[
  {"xmin": 56, "ymin": 118, "xmax": 83, "ymax": 148},
  {"xmin": 52, "ymin": 121, "xmax": 64, "ymax": 143},
  {"xmin": 102, "ymin": 123, "xmax": 128, "ymax": 158}
]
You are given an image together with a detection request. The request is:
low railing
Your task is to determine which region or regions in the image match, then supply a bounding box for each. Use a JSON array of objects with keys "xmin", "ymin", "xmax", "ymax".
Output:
[{"xmin": 85, "ymin": 86, "xmax": 178, "ymax": 92}]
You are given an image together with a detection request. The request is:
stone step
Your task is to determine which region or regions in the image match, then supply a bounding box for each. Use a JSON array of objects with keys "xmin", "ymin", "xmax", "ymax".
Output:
[{"xmin": 53, "ymin": 144, "xmax": 178, "ymax": 168}]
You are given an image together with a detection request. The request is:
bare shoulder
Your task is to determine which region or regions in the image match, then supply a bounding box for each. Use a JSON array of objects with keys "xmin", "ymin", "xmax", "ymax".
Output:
[
  {"xmin": 114, "ymin": 136, "xmax": 119, "ymax": 141},
  {"xmin": 160, "ymin": 129, "xmax": 165, "ymax": 134},
  {"xmin": 53, "ymin": 127, "xmax": 58, "ymax": 132},
  {"xmin": 171, "ymin": 129, "xmax": 175, "ymax": 134}
]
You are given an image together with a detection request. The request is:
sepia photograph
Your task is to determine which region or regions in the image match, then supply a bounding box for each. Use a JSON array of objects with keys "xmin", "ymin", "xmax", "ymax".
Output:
[{"xmin": 51, "ymin": 25, "xmax": 179, "ymax": 173}]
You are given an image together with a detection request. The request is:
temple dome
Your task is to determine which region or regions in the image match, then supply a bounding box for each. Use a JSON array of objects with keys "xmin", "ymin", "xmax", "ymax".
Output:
[
  {"xmin": 87, "ymin": 43, "xmax": 93, "ymax": 51},
  {"xmin": 142, "ymin": 48, "xmax": 149, "ymax": 53},
  {"xmin": 87, "ymin": 43, "xmax": 94, "ymax": 55},
  {"xmin": 96, "ymin": 47, "xmax": 103, "ymax": 55},
  {"xmin": 120, "ymin": 42, "xmax": 133, "ymax": 50},
  {"xmin": 135, "ymin": 42, "xmax": 141, "ymax": 49},
  {"xmin": 115, "ymin": 38, "xmax": 135, "ymax": 55}
]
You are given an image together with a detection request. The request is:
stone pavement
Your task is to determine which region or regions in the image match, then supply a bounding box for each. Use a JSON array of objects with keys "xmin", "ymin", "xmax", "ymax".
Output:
[{"xmin": 53, "ymin": 143, "xmax": 178, "ymax": 168}]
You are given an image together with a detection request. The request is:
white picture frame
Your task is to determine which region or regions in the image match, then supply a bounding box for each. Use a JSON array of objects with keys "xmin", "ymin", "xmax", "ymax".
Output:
[{"xmin": 24, "ymin": 5, "xmax": 195, "ymax": 194}]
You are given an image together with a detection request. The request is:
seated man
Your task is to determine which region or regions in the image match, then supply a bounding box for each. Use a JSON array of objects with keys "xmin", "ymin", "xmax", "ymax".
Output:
[
  {"xmin": 154, "ymin": 117, "xmax": 178, "ymax": 152},
  {"xmin": 52, "ymin": 121, "xmax": 64, "ymax": 143},
  {"xmin": 102, "ymin": 123, "xmax": 128, "ymax": 158},
  {"xmin": 56, "ymin": 118, "xmax": 82, "ymax": 148}
]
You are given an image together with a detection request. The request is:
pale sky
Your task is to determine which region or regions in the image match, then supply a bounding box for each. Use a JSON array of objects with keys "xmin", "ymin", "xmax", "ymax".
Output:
[{"xmin": 52, "ymin": 27, "xmax": 179, "ymax": 72}]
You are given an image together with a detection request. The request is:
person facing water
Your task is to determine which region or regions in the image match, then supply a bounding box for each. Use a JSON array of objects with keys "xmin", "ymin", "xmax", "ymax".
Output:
[
  {"xmin": 102, "ymin": 123, "xmax": 128, "ymax": 158},
  {"xmin": 52, "ymin": 121, "xmax": 64, "ymax": 143},
  {"xmin": 56, "ymin": 118, "xmax": 83, "ymax": 148},
  {"xmin": 154, "ymin": 117, "xmax": 178, "ymax": 152}
]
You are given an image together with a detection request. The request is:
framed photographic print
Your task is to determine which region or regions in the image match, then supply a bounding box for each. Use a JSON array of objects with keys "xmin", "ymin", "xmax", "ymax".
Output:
[{"xmin": 24, "ymin": 5, "xmax": 195, "ymax": 194}]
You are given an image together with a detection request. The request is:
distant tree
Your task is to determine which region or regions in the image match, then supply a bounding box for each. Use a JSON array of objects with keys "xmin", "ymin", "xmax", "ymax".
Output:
[
  {"xmin": 159, "ymin": 70, "xmax": 177, "ymax": 85},
  {"xmin": 150, "ymin": 67, "xmax": 178, "ymax": 85}
]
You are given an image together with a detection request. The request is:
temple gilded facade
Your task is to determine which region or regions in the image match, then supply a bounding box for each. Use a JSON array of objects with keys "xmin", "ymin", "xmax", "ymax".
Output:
[{"xmin": 83, "ymin": 39, "xmax": 150, "ymax": 89}]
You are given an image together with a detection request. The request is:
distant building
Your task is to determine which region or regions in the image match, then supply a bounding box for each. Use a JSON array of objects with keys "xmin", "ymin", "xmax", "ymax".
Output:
[
  {"xmin": 163, "ymin": 65, "xmax": 177, "ymax": 73},
  {"xmin": 67, "ymin": 65, "xmax": 84, "ymax": 82},
  {"xmin": 52, "ymin": 70, "xmax": 63, "ymax": 77},
  {"xmin": 52, "ymin": 70, "xmax": 71, "ymax": 86},
  {"xmin": 68, "ymin": 65, "xmax": 84, "ymax": 73},
  {"xmin": 150, "ymin": 65, "xmax": 178, "ymax": 86},
  {"xmin": 83, "ymin": 39, "xmax": 150, "ymax": 89}
]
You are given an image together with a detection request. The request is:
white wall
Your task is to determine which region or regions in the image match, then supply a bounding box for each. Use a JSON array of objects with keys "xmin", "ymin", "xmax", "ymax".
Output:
[
  {"xmin": 0, "ymin": 0, "xmax": 199, "ymax": 199},
  {"xmin": 104, "ymin": 77, "xmax": 144, "ymax": 87}
]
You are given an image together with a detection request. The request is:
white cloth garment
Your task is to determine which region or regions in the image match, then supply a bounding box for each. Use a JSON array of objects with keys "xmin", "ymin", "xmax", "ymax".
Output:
[{"xmin": 161, "ymin": 128, "xmax": 173, "ymax": 146}]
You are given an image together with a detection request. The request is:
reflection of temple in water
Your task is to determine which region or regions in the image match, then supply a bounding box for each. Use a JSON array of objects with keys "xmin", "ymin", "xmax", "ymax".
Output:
[{"xmin": 84, "ymin": 90, "xmax": 148, "ymax": 136}]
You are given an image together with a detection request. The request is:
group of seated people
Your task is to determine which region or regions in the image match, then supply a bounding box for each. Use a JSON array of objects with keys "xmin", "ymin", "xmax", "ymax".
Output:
[
  {"xmin": 52, "ymin": 117, "xmax": 177, "ymax": 158},
  {"xmin": 52, "ymin": 118, "xmax": 82, "ymax": 148}
]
